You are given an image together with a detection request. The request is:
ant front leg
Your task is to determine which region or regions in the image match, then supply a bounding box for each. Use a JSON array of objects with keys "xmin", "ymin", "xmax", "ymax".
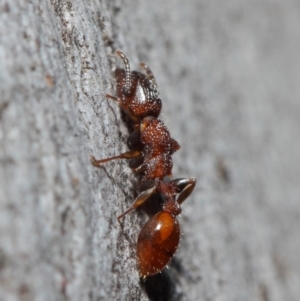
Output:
[
  {"xmin": 117, "ymin": 185, "xmax": 157, "ymax": 222},
  {"xmin": 106, "ymin": 92, "xmax": 141, "ymax": 123},
  {"xmin": 105, "ymin": 94, "xmax": 119, "ymax": 102},
  {"xmin": 171, "ymin": 177, "xmax": 196, "ymax": 204},
  {"xmin": 91, "ymin": 150, "xmax": 141, "ymax": 167}
]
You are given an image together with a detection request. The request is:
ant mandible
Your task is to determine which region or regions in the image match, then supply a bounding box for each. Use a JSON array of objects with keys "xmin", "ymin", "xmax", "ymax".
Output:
[{"xmin": 91, "ymin": 50, "xmax": 196, "ymax": 278}]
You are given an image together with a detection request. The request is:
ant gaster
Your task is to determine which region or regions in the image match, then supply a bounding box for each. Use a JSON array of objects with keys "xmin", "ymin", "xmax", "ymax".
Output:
[{"xmin": 91, "ymin": 50, "xmax": 196, "ymax": 278}]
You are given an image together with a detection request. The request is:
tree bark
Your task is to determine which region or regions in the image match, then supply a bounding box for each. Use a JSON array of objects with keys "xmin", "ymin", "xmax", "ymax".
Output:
[{"xmin": 0, "ymin": 0, "xmax": 299, "ymax": 300}]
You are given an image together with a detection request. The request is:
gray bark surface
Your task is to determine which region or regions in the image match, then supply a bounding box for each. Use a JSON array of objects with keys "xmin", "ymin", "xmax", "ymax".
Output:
[{"xmin": 0, "ymin": 1, "xmax": 299, "ymax": 300}]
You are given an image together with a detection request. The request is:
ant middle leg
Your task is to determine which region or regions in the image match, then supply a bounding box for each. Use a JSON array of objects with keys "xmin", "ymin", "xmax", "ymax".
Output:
[{"xmin": 91, "ymin": 150, "xmax": 141, "ymax": 167}]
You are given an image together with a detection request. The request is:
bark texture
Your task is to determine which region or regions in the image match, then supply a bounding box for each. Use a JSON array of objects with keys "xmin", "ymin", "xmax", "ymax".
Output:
[{"xmin": 0, "ymin": 0, "xmax": 299, "ymax": 300}]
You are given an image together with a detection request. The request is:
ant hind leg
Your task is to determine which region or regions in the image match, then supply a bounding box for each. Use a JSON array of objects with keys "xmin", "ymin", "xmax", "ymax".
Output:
[{"xmin": 117, "ymin": 185, "xmax": 157, "ymax": 222}]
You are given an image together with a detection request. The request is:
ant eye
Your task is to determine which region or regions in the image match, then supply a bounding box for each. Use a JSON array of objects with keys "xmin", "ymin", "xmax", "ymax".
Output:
[{"xmin": 91, "ymin": 50, "xmax": 195, "ymax": 277}]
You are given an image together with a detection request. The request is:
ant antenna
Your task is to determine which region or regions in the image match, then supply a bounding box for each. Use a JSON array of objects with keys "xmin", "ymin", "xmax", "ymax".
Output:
[{"xmin": 116, "ymin": 50, "xmax": 131, "ymax": 94}]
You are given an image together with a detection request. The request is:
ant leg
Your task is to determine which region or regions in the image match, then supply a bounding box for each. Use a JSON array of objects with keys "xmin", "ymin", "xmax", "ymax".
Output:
[
  {"xmin": 106, "ymin": 94, "xmax": 119, "ymax": 102},
  {"xmin": 91, "ymin": 150, "xmax": 141, "ymax": 167},
  {"xmin": 140, "ymin": 62, "xmax": 157, "ymax": 87},
  {"xmin": 115, "ymin": 50, "xmax": 131, "ymax": 94},
  {"xmin": 105, "ymin": 93, "xmax": 139, "ymax": 122},
  {"xmin": 117, "ymin": 185, "xmax": 157, "ymax": 221},
  {"xmin": 171, "ymin": 178, "xmax": 196, "ymax": 204},
  {"xmin": 127, "ymin": 129, "xmax": 142, "ymax": 150}
]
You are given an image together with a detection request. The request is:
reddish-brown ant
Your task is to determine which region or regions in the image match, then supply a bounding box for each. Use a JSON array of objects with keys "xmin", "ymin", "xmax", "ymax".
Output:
[{"xmin": 91, "ymin": 51, "xmax": 196, "ymax": 278}]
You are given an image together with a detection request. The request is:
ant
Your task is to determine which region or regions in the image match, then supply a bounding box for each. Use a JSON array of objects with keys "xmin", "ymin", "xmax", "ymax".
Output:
[{"xmin": 91, "ymin": 50, "xmax": 196, "ymax": 278}]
